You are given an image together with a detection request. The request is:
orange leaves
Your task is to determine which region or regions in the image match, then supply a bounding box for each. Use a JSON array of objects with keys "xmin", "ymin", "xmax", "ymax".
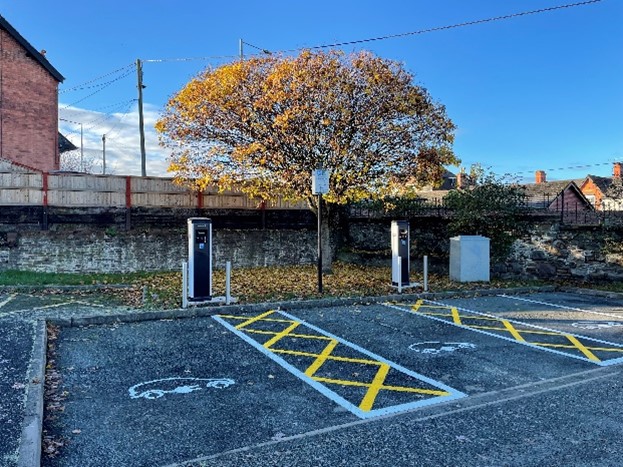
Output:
[{"xmin": 156, "ymin": 49, "xmax": 458, "ymax": 206}]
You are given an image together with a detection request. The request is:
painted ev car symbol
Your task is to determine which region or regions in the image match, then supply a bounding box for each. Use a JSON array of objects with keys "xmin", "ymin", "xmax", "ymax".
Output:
[
  {"xmin": 571, "ymin": 321, "xmax": 623, "ymax": 330},
  {"xmin": 409, "ymin": 341, "xmax": 477, "ymax": 355},
  {"xmin": 128, "ymin": 377, "xmax": 235, "ymax": 400}
]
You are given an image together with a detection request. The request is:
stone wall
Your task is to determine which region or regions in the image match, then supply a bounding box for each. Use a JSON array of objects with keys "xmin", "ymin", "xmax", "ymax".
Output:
[
  {"xmin": 2, "ymin": 205, "xmax": 623, "ymax": 282},
  {"xmin": 0, "ymin": 228, "xmax": 316, "ymax": 273},
  {"xmin": 496, "ymin": 223, "xmax": 623, "ymax": 282}
]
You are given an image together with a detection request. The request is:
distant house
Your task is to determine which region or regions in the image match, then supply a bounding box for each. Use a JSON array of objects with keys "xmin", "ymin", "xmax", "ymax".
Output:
[
  {"xmin": 0, "ymin": 15, "xmax": 64, "ymax": 172},
  {"xmin": 580, "ymin": 162, "xmax": 623, "ymax": 210},
  {"xmin": 523, "ymin": 170, "xmax": 593, "ymax": 212},
  {"xmin": 418, "ymin": 169, "xmax": 458, "ymax": 191},
  {"xmin": 413, "ymin": 168, "xmax": 460, "ymax": 204}
]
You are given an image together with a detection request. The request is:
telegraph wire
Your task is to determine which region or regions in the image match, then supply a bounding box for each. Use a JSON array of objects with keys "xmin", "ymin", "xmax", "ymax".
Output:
[
  {"xmin": 104, "ymin": 99, "xmax": 137, "ymax": 138},
  {"xmin": 60, "ymin": 68, "xmax": 135, "ymax": 109},
  {"xmin": 271, "ymin": 0, "xmax": 602, "ymax": 53},
  {"xmin": 142, "ymin": 55, "xmax": 237, "ymax": 63},
  {"xmin": 514, "ymin": 160, "xmax": 620, "ymax": 175},
  {"xmin": 59, "ymin": 63, "xmax": 135, "ymax": 94}
]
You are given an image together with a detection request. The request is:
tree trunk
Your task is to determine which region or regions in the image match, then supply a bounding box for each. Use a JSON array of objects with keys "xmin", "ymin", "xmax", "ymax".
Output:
[{"xmin": 309, "ymin": 197, "xmax": 340, "ymax": 274}]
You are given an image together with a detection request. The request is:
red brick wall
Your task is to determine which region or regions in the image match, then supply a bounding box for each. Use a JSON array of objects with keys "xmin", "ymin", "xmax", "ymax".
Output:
[
  {"xmin": 0, "ymin": 30, "xmax": 59, "ymax": 172},
  {"xmin": 580, "ymin": 179, "xmax": 602, "ymax": 209}
]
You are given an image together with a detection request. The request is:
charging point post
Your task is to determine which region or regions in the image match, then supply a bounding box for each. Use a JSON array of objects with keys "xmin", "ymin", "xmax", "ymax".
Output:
[
  {"xmin": 187, "ymin": 217, "xmax": 212, "ymax": 301},
  {"xmin": 391, "ymin": 220, "xmax": 410, "ymax": 287},
  {"xmin": 391, "ymin": 220, "xmax": 424, "ymax": 293}
]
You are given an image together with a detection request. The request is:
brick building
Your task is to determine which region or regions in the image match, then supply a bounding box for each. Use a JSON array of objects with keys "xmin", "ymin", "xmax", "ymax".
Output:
[
  {"xmin": 0, "ymin": 15, "xmax": 64, "ymax": 172},
  {"xmin": 580, "ymin": 162, "xmax": 623, "ymax": 210}
]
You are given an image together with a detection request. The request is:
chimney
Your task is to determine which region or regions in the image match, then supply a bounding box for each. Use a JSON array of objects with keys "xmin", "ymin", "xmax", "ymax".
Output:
[
  {"xmin": 456, "ymin": 168, "xmax": 468, "ymax": 189},
  {"xmin": 614, "ymin": 162, "xmax": 622, "ymax": 178},
  {"xmin": 535, "ymin": 170, "xmax": 546, "ymax": 184}
]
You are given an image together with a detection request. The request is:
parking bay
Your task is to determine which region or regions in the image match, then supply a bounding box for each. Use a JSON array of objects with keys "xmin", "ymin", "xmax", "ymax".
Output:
[{"xmin": 44, "ymin": 293, "xmax": 622, "ymax": 466}]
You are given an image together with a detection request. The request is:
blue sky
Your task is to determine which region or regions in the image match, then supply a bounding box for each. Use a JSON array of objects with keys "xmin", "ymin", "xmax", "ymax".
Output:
[{"xmin": 2, "ymin": 0, "xmax": 621, "ymax": 181}]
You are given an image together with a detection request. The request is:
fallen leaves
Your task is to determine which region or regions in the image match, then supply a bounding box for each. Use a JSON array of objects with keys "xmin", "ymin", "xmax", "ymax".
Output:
[
  {"xmin": 121, "ymin": 262, "xmax": 546, "ymax": 309},
  {"xmin": 42, "ymin": 324, "xmax": 68, "ymax": 458}
]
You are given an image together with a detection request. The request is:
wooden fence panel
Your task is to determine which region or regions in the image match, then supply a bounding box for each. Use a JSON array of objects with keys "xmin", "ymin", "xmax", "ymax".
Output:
[
  {"xmin": 131, "ymin": 192, "xmax": 196, "ymax": 208},
  {"xmin": 0, "ymin": 172, "xmax": 43, "ymax": 205},
  {"xmin": 0, "ymin": 171, "xmax": 308, "ymax": 210}
]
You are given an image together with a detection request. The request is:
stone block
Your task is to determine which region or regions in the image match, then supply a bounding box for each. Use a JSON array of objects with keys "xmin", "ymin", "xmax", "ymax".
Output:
[{"xmin": 535, "ymin": 262, "xmax": 557, "ymax": 279}]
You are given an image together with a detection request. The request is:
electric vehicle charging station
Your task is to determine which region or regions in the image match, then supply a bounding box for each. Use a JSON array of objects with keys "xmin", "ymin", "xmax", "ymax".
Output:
[
  {"xmin": 182, "ymin": 217, "xmax": 236, "ymax": 308},
  {"xmin": 391, "ymin": 220, "xmax": 410, "ymax": 286},
  {"xmin": 187, "ymin": 217, "xmax": 212, "ymax": 301},
  {"xmin": 390, "ymin": 220, "xmax": 427, "ymax": 293}
]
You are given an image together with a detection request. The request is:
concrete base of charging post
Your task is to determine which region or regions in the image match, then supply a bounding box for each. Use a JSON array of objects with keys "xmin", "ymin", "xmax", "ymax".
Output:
[
  {"xmin": 391, "ymin": 256, "xmax": 429, "ymax": 294},
  {"xmin": 182, "ymin": 261, "xmax": 237, "ymax": 308}
]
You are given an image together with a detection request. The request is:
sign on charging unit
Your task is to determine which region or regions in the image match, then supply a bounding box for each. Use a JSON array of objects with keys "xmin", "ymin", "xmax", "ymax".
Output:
[
  {"xmin": 391, "ymin": 220, "xmax": 410, "ymax": 286},
  {"xmin": 188, "ymin": 217, "xmax": 212, "ymax": 300}
]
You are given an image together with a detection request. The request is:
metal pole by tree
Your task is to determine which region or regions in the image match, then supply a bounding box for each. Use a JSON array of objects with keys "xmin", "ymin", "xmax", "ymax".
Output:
[
  {"xmin": 102, "ymin": 134, "xmax": 106, "ymax": 175},
  {"xmin": 317, "ymin": 192, "xmax": 323, "ymax": 293},
  {"xmin": 136, "ymin": 58, "xmax": 147, "ymax": 177},
  {"xmin": 312, "ymin": 169, "xmax": 330, "ymax": 294},
  {"xmin": 80, "ymin": 123, "xmax": 83, "ymax": 172}
]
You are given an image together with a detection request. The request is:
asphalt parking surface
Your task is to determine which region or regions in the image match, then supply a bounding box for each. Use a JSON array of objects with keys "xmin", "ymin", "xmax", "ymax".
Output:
[
  {"xmin": 32, "ymin": 290, "xmax": 623, "ymax": 467},
  {"xmin": 0, "ymin": 292, "xmax": 129, "ymax": 467}
]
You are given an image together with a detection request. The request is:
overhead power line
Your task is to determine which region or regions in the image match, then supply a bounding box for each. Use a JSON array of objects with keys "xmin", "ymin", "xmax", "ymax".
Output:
[
  {"xmin": 60, "ymin": 68, "xmax": 135, "ymax": 109},
  {"xmin": 59, "ymin": 63, "xmax": 135, "ymax": 94},
  {"xmin": 142, "ymin": 55, "xmax": 237, "ymax": 63},
  {"xmin": 270, "ymin": 0, "xmax": 602, "ymax": 53},
  {"xmin": 515, "ymin": 160, "xmax": 620, "ymax": 175}
]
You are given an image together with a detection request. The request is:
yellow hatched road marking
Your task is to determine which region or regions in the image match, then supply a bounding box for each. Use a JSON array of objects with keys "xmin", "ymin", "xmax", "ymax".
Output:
[
  {"xmin": 565, "ymin": 335, "xmax": 600, "ymax": 362},
  {"xmin": 451, "ymin": 307, "xmax": 462, "ymax": 325},
  {"xmin": 220, "ymin": 309, "xmax": 458, "ymax": 413},
  {"xmin": 263, "ymin": 321, "xmax": 300, "ymax": 349},
  {"xmin": 312, "ymin": 376, "xmax": 450, "ymax": 396},
  {"xmin": 272, "ymin": 348, "xmax": 380, "ymax": 365},
  {"xmin": 535, "ymin": 342, "xmax": 623, "ymax": 353},
  {"xmin": 245, "ymin": 329, "xmax": 333, "ymax": 341},
  {"xmin": 502, "ymin": 320, "xmax": 526, "ymax": 342},
  {"xmin": 360, "ymin": 363, "xmax": 391, "ymax": 411},
  {"xmin": 305, "ymin": 339, "xmax": 340, "ymax": 378},
  {"xmin": 401, "ymin": 300, "xmax": 623, "ymax": 363},
  {"xmin": 234, "ymin": 310, "xmax": 277, "ymax": 330},
  {"xmin": 470, "ymin": 325, "xmax": 563, "ymax": 337}
]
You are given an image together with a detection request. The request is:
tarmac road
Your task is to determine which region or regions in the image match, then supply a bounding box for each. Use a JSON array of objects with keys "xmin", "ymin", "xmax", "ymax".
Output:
[
  {"xmin": 2, "ymin": 289, "xmax": 623, "ymax": 466},
  {"xmin": 29, "ymin": 290, "xmax": 623, "ymax": 467}
]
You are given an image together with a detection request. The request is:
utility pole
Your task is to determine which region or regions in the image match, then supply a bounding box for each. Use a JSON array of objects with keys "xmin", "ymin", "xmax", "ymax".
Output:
[
  {"xmin": 102, "ymin": 134, "xmax": 106, "ymax": 175},
  {"xmin": 239, "ymin": 38, "xmax": 243, "ymax": 61},
  {"xmin": 136, "ymin": 58, "xmax": 147, "ymax": 177}
]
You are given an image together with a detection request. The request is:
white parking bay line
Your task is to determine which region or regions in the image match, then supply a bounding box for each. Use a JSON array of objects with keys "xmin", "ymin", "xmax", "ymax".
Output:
[
  {"xmin": 0, "ymin": 294, "xmax": 16, "ymax": 309},
  {"xmin": 498, "ymin": 294, "xmax": 623, "ymax": 320}
]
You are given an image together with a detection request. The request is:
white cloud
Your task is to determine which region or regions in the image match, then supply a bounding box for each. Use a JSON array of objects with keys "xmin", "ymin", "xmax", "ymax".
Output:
[{"xmin": 58, "ymin": 102, "xmax": 171, "ymax": 176}]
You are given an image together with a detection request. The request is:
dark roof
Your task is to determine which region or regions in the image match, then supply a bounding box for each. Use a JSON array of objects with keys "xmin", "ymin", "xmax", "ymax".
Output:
[
  {"xmin": 0, "ymin": 15, "xmax": 64, "ymax": 82},
  {"xmin": 522, "ymin": 180, "xmax": 571, "ymax": 198},
  {"xmin": 418, "ymin": 168, "xmax": 457, "ymax": 191},
  {"xmin": 58, "ymin": 132, "xmax": 77, "ymax": 153},
  {"xmin": 584, "ymin": 175, "xmax": 614, "ymax": 194}
]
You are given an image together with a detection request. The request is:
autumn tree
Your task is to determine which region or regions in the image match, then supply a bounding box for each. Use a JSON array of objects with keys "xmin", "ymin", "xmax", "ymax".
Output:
[{"xmin": 156, "ymin": 50, "xmax": 458, "ymax": 269}]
